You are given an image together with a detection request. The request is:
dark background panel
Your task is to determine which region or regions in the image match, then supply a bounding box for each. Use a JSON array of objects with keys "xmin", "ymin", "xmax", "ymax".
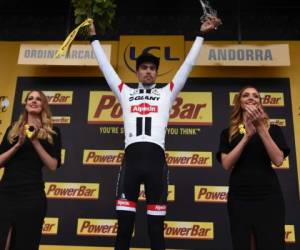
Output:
[
  {"xmin": 0, "ymin": 0, "xmax": 300, "ymax": 41},
  {"xmin": 12, "ymin": 76, "xmax": 300, "ymax": 249}
]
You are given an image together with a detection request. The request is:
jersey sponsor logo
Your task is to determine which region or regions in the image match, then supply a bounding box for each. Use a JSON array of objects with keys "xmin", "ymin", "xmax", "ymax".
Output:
[
  {"xmin": 116, "ymin": 199, "xmax": 136, "ymax": 208},
  {"xmin": 285, "ymin": 225, "xmax": 296, "ymax": 243},
  {"xmin": 51, "ymin": 116, "xmax": 71, "ymax": 124},
  {"xmin": 22, "ymin": 91, "xmax": 73, "ymax": 105},
  {"xmin": 0, "ymin": 96, "xmax": 9, "ymax": 112},
  {"xmin": 149, "ymin": 204, "xmax": 166, "ymax": 211},
  {"xmin": 195, "ymin": 186, "xmax": 228, "ymax": 203},
  {"xmin": 129, "ymin": 94, "xmax": 160, "ymax": 102},
  {"xmin": 164, "ymin": 221, "xmax": 214, "ymax": 239},
  {"xmin": 45, "ymin": 182, "xmax": 99, "ymax": 199},
  {"xmin": 139, "ymin": 184, "xmax": 175, "ymax": 201},
  {"xmin": 166, "ymin": 151, "xmax": 212, "ymax": 168},
  {"xmin": 77, "ymin": 219, "xmax": 119, "ymax": 236},
  {"xmin": 61, "ymin": 149, "xmax": 65, "ymax": 165},
  {"xmin": 131, "ymin": 103, "xmax": 158, "ymax": 115},
  {"xmin": 230, "ymin": 92, "xmax": 284, "ymax": 107},
  {"xmin": 83, "ymin": 150, "xmax": 124, "ymax": 165},
  {"xmin": 116, "ymin": 199, "xmax": 137, "ymax": 212},
  {"xmin": 147, "ymin": 204, "xmax": 167, "ymax": 216},
  {"xmin": 272, "ymin": 157, "xmax": 289, "ymax": 170},
  {"xmin": 269, "ymin": 118, "xmax": 286, "ymax": 127},
  {"xmin": 42, "ymin": 217, "xmax": 59, "ymax": 235},
  {"xmin": 88, "ymin": 91, "xmax": 212, "ymax": 125},
  {"xmin": 129, "ymin": 88, "xmax": 160, "ymax": 96}
]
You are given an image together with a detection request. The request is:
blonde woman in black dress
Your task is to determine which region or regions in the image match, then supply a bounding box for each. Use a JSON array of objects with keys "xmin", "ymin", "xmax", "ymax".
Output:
[
  {"xmin": 217, "ymin": 86, "xmax": 290, "ymax": 250},
  {"xmin": 0, "ymin": 90, "xmax": 61, "ymax": 250}
]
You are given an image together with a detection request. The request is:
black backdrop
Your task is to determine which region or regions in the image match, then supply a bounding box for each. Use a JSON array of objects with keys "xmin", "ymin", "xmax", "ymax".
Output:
[{"xmin": 12, "ymin": 77, "xmax": 299, "ymax": 249}]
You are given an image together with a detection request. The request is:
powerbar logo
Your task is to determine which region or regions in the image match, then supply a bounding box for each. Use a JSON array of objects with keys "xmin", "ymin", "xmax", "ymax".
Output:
[
  {"xmin": 52, "ymin": 116, "xmax": 71, "ymax": 124},
  {"xmin": 139, "ymin": 184, "xmax": 175, "ymax": 201},
  {"xmin": 272, "ymin": 157, "xmax": 289, "ymax": 170},
  {"xmin": 83, "ymin": 150, "xmax": 124, "ymax": 165},
  {"xmin": 22, "ymin": 91, "xmax": 73, "ymax": 105},
  {"xmin": 45, "ymin": 182, "xmax": 99, "ymax": 199},
  {"xmin": 285, "ymin": 225, "xmax": 296, "ymax": 243},
  {"xmin": 42, "ymin": 217, "xmax": 59, "ymax": 235},
  {"xmin": 270, "ymin": 119, "xmax": 286, "ymax": 127},
  {"xmin": 166, "ymin": 151, "xmax": 212, "ymax": 168},
  {"xmin": 77, "ymin": 219, "xmax": 118, "ymax": 236},
  {"xmin": 88, "ymin": 91, "xmax": 212, "ymax": 125},
  {"xmin": 164, "ymin": 221, "xmax": 214, "ymax": 239},
  {"xmin": 83, "ymin": 150, "xmax": 211, "ymax": 168},
  {"xmin": 195, "ymin": 186, "xmax": 228, "ymax": 203},
  {"xmin": 230, "ymin": 92, "xmax": 284, "ymax": 107}
]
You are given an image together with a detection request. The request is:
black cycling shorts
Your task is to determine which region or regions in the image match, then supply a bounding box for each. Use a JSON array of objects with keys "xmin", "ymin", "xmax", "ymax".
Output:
[{"xmin": 116, "ymin": 142, "xmax": 168, "ymax": 216}]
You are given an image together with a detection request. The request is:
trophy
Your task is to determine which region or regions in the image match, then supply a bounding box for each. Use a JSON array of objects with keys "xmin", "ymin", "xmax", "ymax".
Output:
[{"xmin": 199, "ymin": 0, "xmax": 222, "ymax": 27}]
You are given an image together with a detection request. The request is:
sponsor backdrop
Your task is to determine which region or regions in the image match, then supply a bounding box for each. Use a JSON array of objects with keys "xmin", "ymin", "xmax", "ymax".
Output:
[
  {"xmin": 0, "ymin": 38, "xmax": 300, "ymax": 250},
  {"xmin": 8, "ymin": 77, "xmax": 299, "ymax": 250}
]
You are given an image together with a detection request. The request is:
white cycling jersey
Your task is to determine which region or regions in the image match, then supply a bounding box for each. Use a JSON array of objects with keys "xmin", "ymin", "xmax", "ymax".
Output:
[{"xmin": 91, "ymin": 36, "xmax": 203, "ymax": 149}]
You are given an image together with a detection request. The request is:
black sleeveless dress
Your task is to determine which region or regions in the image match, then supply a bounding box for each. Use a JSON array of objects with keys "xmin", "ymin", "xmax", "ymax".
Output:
[
  {"xmin": 217, "ymin": 125, "xmax": 290, "ymax": 250},
  {"xmin": 0, "ymin": 125, "xmax": 61, "ymax": 250}
]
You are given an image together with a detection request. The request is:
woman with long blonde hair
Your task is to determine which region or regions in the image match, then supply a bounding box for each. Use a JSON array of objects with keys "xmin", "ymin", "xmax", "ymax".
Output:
[
  {"xmin": 217, "ymin": 86, "xmax": 290, "ymax": 250},
  {"xmin": 0, "ymin": 90, "xmax": 61, "ymax": 250}
]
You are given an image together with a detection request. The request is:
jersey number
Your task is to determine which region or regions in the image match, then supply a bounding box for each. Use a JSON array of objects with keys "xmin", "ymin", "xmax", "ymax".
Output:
[{"xmin": 136, "ymin": 117, "xmax": 152, "ymax": 136}]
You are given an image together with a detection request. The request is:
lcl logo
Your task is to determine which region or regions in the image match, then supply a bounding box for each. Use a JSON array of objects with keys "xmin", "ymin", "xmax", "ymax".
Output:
[
  {"xmin": 124, "ymin": 45, "xmax": 180, "ymax": 76},
  {"xmin": 0, "ymin": 96, "xmax": 9, "ymax": 112}
]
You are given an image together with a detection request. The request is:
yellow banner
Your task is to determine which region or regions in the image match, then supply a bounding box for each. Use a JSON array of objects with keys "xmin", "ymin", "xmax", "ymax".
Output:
[
  {"xmin": 194, "ymin": 186, "xmax": 228, "ymax": 203},
  {"xmin": 164, "ymin": 221, "xmax": 214, "ymax": 240},
  {"xmin": 195, "ymin": 44, "xmax": 290, "ymax": 66},
  {"xmin": 18, "ymin": 43, "xmax": 112, "ymax": 66},
  {"xmin": 77, "ymin": 219, "xmax": 124, "ymax": 237},
  {"xmin": 118, "ymin": 36, "xmax": 184, "ymax": 83},
  {"xmin": 22, "ymin": 91, "xmax": 73, "ymax": 105},
  {"xmin": 52, "ymin": 116, "xmax": 71, "ymax": 124},
  {"xmin": 42, "ymin": 217, "xmax": 59, "ymax": 235},
  {"xmin": 166, "ymin": 151, "xmax": 212, "ymax": 168},
  {"xmin": 169, "ymin": 92, "xmax": 212, "ymax": 125},
  {"xmin": 230, "ymin": 92, "xmax": 284, "ymax": 107},
  {"xmin": 83, "ymin": 150, "xmax": 124, "ymax": 165},
  {"xmin": 88, "ymin": 91, "xmax": 212, "ymax": 125},
  {"xmin": 45, "ymin": 182, "xmax": 99, "ymax": 199}
]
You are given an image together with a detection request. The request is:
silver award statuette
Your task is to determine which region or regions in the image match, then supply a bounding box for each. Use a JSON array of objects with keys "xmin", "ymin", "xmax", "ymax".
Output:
[{"xmin": 199, "ymin": 0, "xmax": 220, "ymax": 23}]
